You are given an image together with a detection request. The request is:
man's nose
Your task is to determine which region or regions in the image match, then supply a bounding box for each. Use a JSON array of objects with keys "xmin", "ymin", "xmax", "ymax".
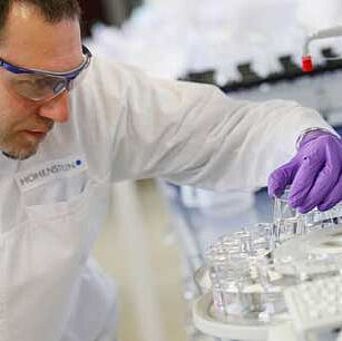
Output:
[{"xmin": 38, "ymin": 92, "xmax": 70, "ymax": 123}]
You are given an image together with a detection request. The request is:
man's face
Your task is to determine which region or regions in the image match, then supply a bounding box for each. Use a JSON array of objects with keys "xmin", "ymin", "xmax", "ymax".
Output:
[{"xmin": 0, "ymin": 3, "xmax": 83, "ymax": 159}]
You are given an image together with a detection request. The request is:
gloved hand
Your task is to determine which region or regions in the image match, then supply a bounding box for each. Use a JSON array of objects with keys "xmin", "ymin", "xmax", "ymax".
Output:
[{"xmin": 268, "ymin": 130, "xmax": 342, "ymax": 213}]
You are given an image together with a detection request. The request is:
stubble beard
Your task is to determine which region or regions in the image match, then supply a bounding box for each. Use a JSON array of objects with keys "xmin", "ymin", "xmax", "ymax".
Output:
[
  {"xmin": 0, "ymin": 120, "xmax": 54, "ymax": 160},
  {"xmin": 0, "ymin": 133, "xmax": 39, "ymax": 160}
]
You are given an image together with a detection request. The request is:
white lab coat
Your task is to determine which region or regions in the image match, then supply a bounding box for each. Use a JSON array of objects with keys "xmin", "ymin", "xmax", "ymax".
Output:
[{"xmin": 0, "ymin": 56, "xmax": 334, "ymax": 341}]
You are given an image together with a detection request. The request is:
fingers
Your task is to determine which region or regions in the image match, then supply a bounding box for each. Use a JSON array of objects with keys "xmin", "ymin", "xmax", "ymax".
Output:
[
  {"xmin": 268, "ymin": 134, "xmax": 342, "ymax": 213},
  {"xmin": 318, "ymin": 174, "xmax": 342, "ymax": 211},
  {"xmin": 268, "ymin": 160, "xmax": 298, "ymax": 198},
  {"xmin": 295, "ymin": 163, "xmax": 341, "ymax": 213},
  {"xmin": 290, "ymin": 145, "xmax": 342, "ymax": 213},
  {"xmin": 288, "ymin": 155, "xmax": 325, "ymax": 209}
]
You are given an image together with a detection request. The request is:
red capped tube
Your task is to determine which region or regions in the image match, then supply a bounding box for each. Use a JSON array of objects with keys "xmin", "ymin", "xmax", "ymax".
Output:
[{"xmin": 302, "ymin": 56, "xmax": 313, "ymax": 72}]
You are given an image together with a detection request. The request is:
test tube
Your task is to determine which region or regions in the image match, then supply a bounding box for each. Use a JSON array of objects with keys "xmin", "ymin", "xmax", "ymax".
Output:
[
  {"xmin": 251, "ymin": 223, "xmax": 275, "ymax": 255},
  {"xmin": 301, "ymin": 208, "xmax": 334, "ymax": 232},
  {"xmin": 205, "ymin": 242, "xmax": 253, "ymax": 317},
  {"xmin": 233, "ymin": 230, "xmax": 253, "ymax": 254},
  {"xmin": 205, "ymin": 251, "xmax": 227, "ymax": 314},
  {"xmin": 273, "ymin": 189, "xmax": 305, "ymax": 243},
  {"xmin": 221, "ymin": 252, "xmax": 251, "ymax": 316},
  {"xmin": 327, "ymin": 203, "xmax": 342, "ymax": 225}
]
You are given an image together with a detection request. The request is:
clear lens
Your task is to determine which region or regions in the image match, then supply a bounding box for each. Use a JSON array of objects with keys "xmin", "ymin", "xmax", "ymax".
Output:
[
  {"xmin": 3, "ymin": 72, "xmax": 67, "ymax": 101},
  {"xmin": 0, "ymin": 45, "xmax": 92, "ymax": 101}
]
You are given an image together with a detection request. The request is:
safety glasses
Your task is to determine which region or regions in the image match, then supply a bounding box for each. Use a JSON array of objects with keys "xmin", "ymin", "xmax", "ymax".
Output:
[{"xmin": 0, "ymin": 45, "xmax": 92, "ymax": 101}]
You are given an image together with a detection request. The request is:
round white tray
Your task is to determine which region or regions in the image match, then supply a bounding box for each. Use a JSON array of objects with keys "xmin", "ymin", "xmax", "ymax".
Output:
[
  {"xmin": 192, "ymin": 293, "xmax": 289, "ymax": 340},
  {"xmin": 274, "ymin": 225, "xmax": 342, "ymax": 276}
]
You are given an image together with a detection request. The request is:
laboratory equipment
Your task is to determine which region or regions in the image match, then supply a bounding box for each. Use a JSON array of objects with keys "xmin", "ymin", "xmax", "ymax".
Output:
[
  {"xmin": 273, "ymin": 189, "xmax": 304, "ymax": 243},
  {"xmin": 193, "ymin": 190, "xmax": 342, "ymax": 340},
  {"xmin": 284, "ymin": 275, "xmax": 342, "ymax": 339},
  {"xmin": 302, "ymin": 26, "xmax": 342, "ymax": 72}
]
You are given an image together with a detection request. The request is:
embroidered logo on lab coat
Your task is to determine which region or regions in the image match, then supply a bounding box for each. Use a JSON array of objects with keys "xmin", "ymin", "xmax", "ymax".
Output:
[{"xmin": 15, "ymin": 155, "xmax": 87, "ymax": 191}]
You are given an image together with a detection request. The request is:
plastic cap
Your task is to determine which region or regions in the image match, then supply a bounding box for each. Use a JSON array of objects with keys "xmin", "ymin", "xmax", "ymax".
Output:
[{"xmin": 302, "ymin": 56, "xmax": 313, "ymax": 73}]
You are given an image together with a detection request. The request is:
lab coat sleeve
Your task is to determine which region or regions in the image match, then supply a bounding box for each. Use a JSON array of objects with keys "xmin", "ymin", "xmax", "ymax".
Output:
[{"xmin": 84, "ymin": 57, "xmax": 335, "ymax": 191}]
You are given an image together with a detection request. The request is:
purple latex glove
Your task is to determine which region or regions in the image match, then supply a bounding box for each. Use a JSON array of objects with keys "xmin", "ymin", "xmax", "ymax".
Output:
[{"xmin": 268, "ymin": 130, "xmax": 342, "ymax": 213}]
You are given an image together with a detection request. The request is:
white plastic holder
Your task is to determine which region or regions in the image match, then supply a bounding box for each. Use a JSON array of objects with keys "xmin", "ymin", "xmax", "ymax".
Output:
[{"xmin": 192, "ymin": 293, "xmax": 289, "ymax": 341}]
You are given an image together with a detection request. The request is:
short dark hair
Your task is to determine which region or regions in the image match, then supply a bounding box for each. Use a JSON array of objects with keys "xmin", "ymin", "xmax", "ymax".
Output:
[{"xmin": 0, "ymin": 0, "xmax": 81, "ymax": 31}]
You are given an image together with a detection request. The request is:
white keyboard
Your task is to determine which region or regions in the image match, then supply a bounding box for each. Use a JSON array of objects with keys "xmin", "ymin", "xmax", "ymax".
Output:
[{"xmin": 284, "ymin": 275, "xmax": 342, "ymax": 337}]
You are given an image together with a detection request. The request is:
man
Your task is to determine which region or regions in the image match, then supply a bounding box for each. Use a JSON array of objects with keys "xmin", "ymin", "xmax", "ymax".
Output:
[{"xmin": 0, "ymin": 1, "xmax": 341, "ymax": 340}]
